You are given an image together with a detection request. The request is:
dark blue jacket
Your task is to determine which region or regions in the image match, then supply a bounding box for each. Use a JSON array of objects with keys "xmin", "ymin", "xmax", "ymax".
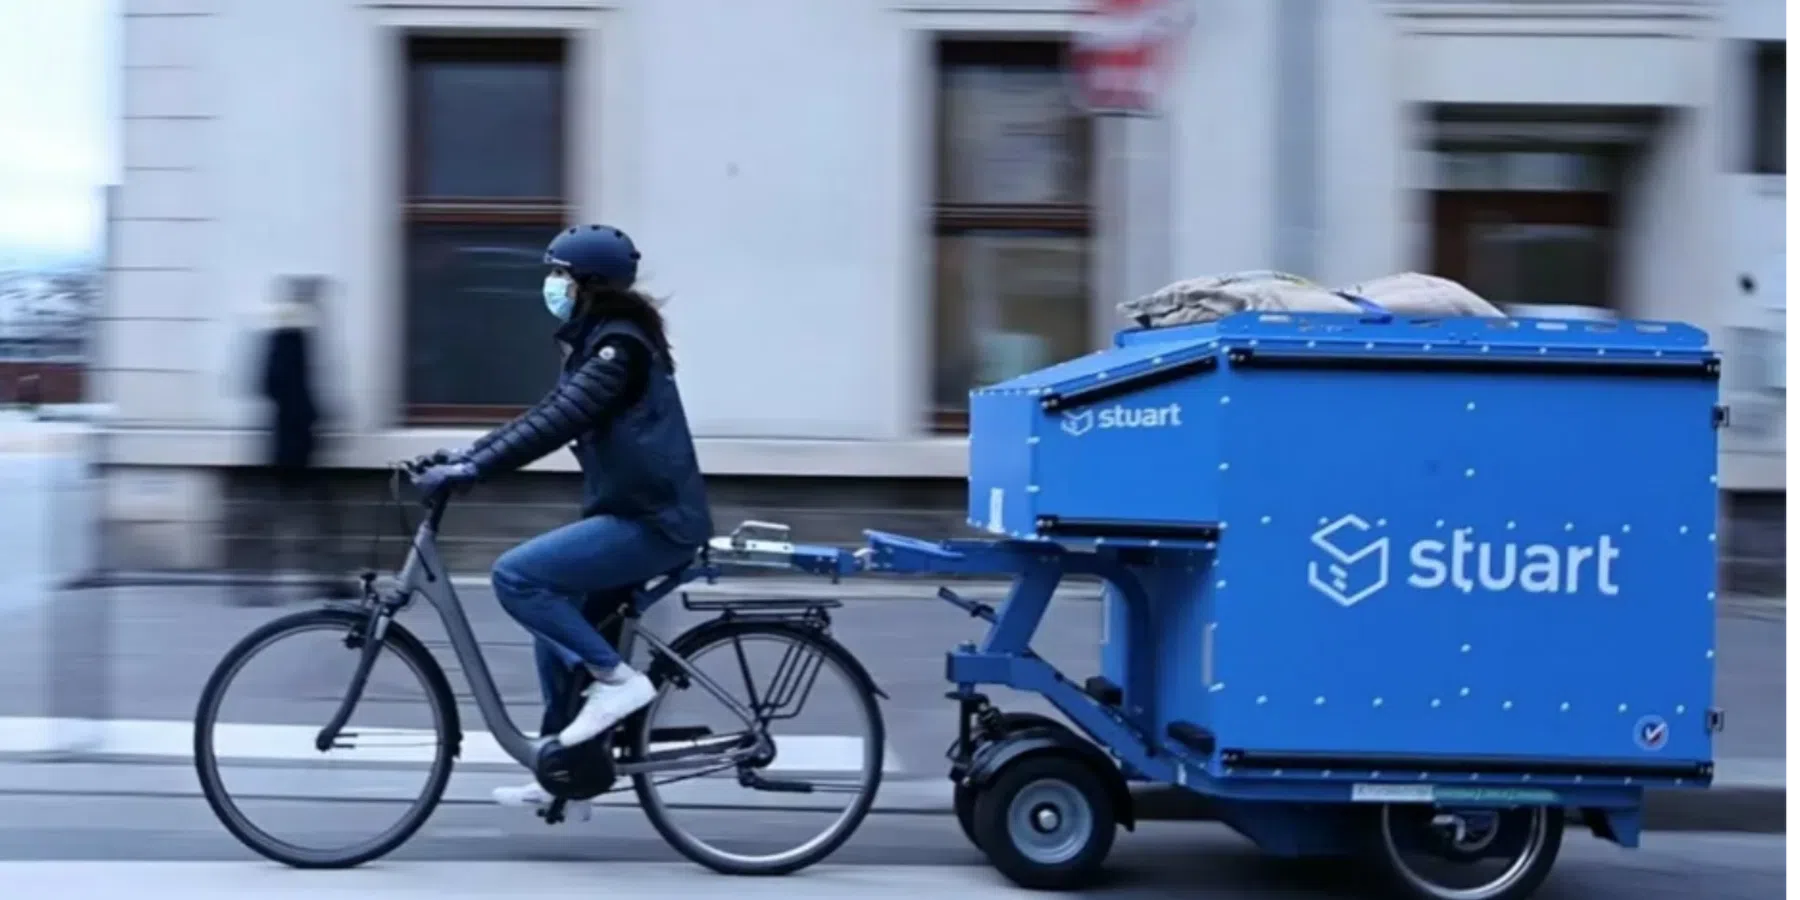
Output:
[{"xmin": 465, "ymin": 317, "xmax": 712, "ymax": 549}]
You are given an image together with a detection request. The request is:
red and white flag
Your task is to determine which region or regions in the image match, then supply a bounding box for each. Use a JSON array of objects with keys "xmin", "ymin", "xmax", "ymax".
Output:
[{"xmin": 1072, "ymin": 0, "xmax": 1195, "ymax": 114}]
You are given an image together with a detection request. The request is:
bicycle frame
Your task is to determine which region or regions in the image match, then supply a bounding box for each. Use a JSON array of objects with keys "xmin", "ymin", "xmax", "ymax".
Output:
[{"xmin": 318, "ymin": 494, "xmax": 774, "ymax": 777}]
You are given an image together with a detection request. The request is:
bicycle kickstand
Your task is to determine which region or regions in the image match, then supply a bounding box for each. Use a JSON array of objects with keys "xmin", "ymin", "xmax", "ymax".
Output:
[{"xmin": 539, "ymin": 798, "xmax": 569, "ymax": 826}]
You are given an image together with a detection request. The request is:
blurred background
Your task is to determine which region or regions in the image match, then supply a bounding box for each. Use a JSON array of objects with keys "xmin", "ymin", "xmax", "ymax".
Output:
[
  {"xmin": 0, "ymin": 0, "xmax": 1786, "ymax": 893},
  {"xmin": 0, "ymin": 0, "xmax": 1784, "ymax": 587}
]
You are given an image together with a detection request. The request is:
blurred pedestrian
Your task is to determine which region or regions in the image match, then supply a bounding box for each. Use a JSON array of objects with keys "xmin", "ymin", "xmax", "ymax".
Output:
[{"xmin": 246, "ymin": 277, "xmax": 352, "ymax": 604}]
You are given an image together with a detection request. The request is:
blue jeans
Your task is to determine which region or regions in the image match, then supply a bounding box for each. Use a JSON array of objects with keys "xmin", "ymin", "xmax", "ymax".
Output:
[{"xmin": 491, "ymin": 515, "xmax": 695, "ymax": 725}]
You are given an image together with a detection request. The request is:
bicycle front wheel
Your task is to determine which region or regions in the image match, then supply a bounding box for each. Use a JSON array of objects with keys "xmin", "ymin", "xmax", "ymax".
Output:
[
  {"xmin": 193, "ymin": 606, "xmax": 458, "ymax": 868},
  {"xmin": 631, "ymin": 618, "xmax": 886, "ymax": 875}
]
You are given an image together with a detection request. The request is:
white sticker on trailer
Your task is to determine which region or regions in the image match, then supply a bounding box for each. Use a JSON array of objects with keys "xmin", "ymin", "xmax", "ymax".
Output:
[
  {"xmin": 986, "ymin": 488, "xmax": 1006, "ymax": 534},
  {"xmin": 1351, "ymin": 783, "xmax": 1435, "ymax": 804}
]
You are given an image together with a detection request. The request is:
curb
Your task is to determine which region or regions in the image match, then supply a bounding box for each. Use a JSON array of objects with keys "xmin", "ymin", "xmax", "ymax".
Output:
[
  {"xmin": 0, "ymin": 755, "xmax": 1781, "ymax": 834},
  {"xmin": 1129, "ymin": 782, "xmax": 1787, "ymax": 834}
]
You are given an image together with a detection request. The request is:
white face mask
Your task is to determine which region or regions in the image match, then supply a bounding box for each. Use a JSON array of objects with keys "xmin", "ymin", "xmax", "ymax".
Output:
[{"xmin": 542, "ymin": 274, "xmax": 575, "ymax": 320}]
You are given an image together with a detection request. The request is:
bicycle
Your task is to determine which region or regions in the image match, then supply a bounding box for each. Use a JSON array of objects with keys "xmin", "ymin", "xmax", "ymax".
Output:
[{"xmin": 192, "ymin": 462, "xmax": 888, "ymax": 874}]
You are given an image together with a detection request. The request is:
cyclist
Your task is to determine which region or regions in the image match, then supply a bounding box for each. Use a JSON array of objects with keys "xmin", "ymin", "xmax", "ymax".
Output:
[{"xmin": 410, "ymin": 224, "xmax": 713, "ymax": 816}]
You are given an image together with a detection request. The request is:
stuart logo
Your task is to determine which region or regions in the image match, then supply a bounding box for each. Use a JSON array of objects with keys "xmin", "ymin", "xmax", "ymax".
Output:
[
  {"xmin": 1309, "ymin": 516, "xmax": 1625, "ymax": 606},
  {"xmin": 1307, "ymin": 515, "xmax": 1390, "ymax": 607},
  {"xmin": 1061, "ymin": 402, "xmax": 1183, "ymax": 437}
]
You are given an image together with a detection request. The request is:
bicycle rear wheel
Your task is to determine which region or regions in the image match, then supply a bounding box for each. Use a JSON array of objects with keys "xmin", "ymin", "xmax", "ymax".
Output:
[
  {"xmin": 631, "ymin": 618, "xmax": 886, "ymax": 875},
  {"xmin": 193, "ymin": 606, "xmax": 458, "ymax": 868}
]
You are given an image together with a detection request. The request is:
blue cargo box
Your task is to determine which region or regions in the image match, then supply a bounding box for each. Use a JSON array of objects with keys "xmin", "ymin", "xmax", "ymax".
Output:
[{"xmin": 970, "ymin": 312, "xmax": 1720, "ymax": 776}]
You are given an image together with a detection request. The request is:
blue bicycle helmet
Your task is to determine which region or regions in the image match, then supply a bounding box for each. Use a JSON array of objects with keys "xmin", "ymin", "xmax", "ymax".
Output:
[{"xmin": 544, "ymin": 224, "xmax": 640, "ymax": 287}]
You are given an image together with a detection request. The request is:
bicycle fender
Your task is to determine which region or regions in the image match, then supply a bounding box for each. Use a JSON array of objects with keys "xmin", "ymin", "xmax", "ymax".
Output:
[
  {"xmin": 964, "ymin": 728, "xmax": 1136, "ymax": 830},
  {"xmin": 312, "ymin": 606, "xmax": 466, "ymax": 762}
]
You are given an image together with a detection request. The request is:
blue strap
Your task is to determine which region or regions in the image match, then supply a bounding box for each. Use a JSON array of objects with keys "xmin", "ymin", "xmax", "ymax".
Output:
[{"xmin": 1336, "ymin": 292, "xmax": 1391, "ymax": 320}]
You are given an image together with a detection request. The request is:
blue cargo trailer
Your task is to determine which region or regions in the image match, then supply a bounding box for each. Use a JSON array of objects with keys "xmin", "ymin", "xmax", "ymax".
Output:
[{"xmin": 861, "ymin": 309, "xmax": 1723, "ymax": 898}]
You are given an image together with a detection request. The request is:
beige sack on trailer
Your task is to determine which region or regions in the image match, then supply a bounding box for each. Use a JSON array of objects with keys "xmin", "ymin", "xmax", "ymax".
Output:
[
  {"xmin": 1117, "ymin": 270, "xmax": 1361, "ymax": 327},
  {"xmin": 1118, "ymin": 270, "xmax": 1505, "ymax": 328},
  {"xmin": 1339, "ymin": 272, "xmax": 1505, "ymax": 319}
]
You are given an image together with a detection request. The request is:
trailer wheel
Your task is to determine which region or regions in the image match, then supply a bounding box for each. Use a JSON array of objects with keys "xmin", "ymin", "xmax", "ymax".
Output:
[
  {"xmin": 971, "ymin": 753, "xmax": 1116, "ymax": 890},
  {"xmin": 1364, "ymin": 804, "xmax": 1563, "ymax": 900},
  {"xmin": 954, "ymin": 713, "xmax": 1067, "ymax": 850}
]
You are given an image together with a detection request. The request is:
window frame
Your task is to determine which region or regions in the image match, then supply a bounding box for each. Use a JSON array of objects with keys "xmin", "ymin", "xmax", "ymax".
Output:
[
  {"xmin": 1748, "ymin": 40, "xmax": 1785, "ymax": 176},
  {"xmin": 928, "ymin": 36, "xmax": 1094, "ymax": 434},
  {"xmin": 400, "ymin": 34, "xmax": 571, "ymax": 425}
]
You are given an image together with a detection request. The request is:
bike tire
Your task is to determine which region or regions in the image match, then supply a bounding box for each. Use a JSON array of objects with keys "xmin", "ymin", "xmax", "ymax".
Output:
[
  {"xmin": 192, "ymin": 606, "xmax": 460, "ymax": 869},
  {"xmin": 631, "ymin": 618, "xmax": 887, "ymax": 876}
]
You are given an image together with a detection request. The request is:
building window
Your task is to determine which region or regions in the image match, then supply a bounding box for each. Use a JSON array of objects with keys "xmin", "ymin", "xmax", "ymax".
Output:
[
  {"xmin": 1428, "ymin": 143, "xmax": 1621, "ymax": 314},
  {"xmin": 930, "ymin": 38, "xmax": 1093, "ymax": 432},
  {"xmin": 402, "ymin": 35, "xmax": 569, "ymax": 424},
  {"xmin": 1749, "ymin": 41, "xmax": 1784, "ymax": 175}
]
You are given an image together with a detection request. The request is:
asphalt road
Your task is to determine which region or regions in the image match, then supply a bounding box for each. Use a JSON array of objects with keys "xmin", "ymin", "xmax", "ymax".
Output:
[
  {"xmin": 0, "ymin": 793, "xmax": 1784, "ymax": 899},
  {"xmin": 0, "ymin": 581, "xmax": 1784, "ymax": 774}
]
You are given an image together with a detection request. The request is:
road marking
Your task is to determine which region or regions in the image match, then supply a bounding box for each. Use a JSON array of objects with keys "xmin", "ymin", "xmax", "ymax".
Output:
[
  {"xmin": 0, "ymin": 717, "xmax": 900, "ymax": 773},
  {"xmin": 0, "ymin": 861, "xmax": 1010, "ymax": 897}
]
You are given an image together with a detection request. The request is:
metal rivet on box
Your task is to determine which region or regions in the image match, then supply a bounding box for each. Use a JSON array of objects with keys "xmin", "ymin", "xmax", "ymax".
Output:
[
  {"xmin": 1564, "ymin": 522, "xmax": 1574, "ymax": 531},
  {"xmin": 1622, "ymin": 524, "xmax": 1631, "ymax": 533},
  {"xmin": 1618, "ymin": 704, "xmax": 1628, "ymax": 713},
  {"xmin": 1257, "ymin": 695, "xmax": 1268, "ymax": 705},
  {"xmin": 1261, "ymin": 516, "xmax": 1272, "ymax": 525},
  {"xmin": 1706, "ymin": 649, "xmax": 1715, "ymax": 659},
  {"xmin": 1560, "ymin": 702, "xmax": 1570, "ymax": 712},
  {"xmin": 1465, "ymin": 468, "xmax": 1476, "ymax": 478},
  {"xmin": 1148, "ymin": 539, "xmax": 1160, "ymax": 547},
  {"xmin": 1679, "ymin": 526, "xmax": 1689, "ymax": 534},
  {"xmin": 1706, "ymin": 591, "xmax": 1716, "ymax": 600},
  {"xmin": 1219, "ymin": 462, "xmax": 1230, "ymax": 471},
  {"xmin": 1502, "ymin": 701, "xmax": 1513, "ymax": 710},
  {"xmin": 1216, "ymin": 579, "xmax": 1227, "ymax": 589},
  {"xmin": 1209, "ymin": 683, "xmax": 1225, "ymax": 693},
  {"xmin": 1459, "ymin": 687, "xmax": 1470, "ymax": 697},
  {"xmin": 1676, "ymin": 705, "xmax": 1686, "ymax": 715},
  {"xmin": 1708, "ymin": 533, "xmax": 1717, "ymax": 542},
  {"xmin": 1314, "ymin": 696, "xmax": 1326, "ymax": 706},
  {"xmin": 1436, "ymin": 519, "xmax": 1445, "ymax": 528},
  {"xmin": 1710, "ymin": 475, "xmax": 1718, "ymax": 484},
  {"xmin": 1430, "ymin": 699, "xmax": 1441, "ymax": 708},
  {"xmin": 1027, "ymin": 436, "xmax": 1039, "ymax": 444},
  {"xmin": 1319, "ymin": 517, "xmax": 1329, "ymax": 525},
  {"xmin": 1372, "ymin": 697, "xmax": 1383, "ymax": 707},
  {"xmin": 1377, "ymin": 518, "xmax": 1388, "ymax": 527},
  {"xmin": 1027, "ymin": 485, "xmax": 1040, "ymax": 493},
  {"xmin": 1506, "ymin": 521, "xmax": 1516, "ymax": 530},
  {"xmin": 1466, "ymin": 401, "xmax": 1476, "ymax": 411},
  {"xmin": 1220, "ymin": 395, "xmax": 1230, "ymax": 404},
  {"xmin": 1461, "ymin": 644, "xmax": 1471, "ymax": 653}
]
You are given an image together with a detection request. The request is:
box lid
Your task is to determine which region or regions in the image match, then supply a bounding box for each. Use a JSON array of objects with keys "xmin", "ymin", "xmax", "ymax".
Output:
[{"xmin": 972, "ymin": 328, "xmax": 1222, "ymax": 401}]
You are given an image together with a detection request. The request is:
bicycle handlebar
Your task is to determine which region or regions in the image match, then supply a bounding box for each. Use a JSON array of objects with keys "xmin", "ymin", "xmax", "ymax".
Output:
[{"xmin": 389, "ymin": 457, "xmax": 451, "ymax": 532}]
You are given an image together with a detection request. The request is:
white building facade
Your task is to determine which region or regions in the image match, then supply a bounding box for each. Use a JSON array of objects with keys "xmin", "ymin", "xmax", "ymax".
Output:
[{"xmin": 104, "ymin": 0, "xmax": 1781, "ymax": 562}]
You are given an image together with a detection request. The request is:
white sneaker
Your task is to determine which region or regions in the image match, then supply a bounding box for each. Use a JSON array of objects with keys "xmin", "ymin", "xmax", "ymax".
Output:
[
  {"xmin": 492, "ymin": 782, "xmax": 592, "ymax": 822},
  {"xmin": 558, "ymin": 669, "xmax": 657, "ymax": 747}
]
